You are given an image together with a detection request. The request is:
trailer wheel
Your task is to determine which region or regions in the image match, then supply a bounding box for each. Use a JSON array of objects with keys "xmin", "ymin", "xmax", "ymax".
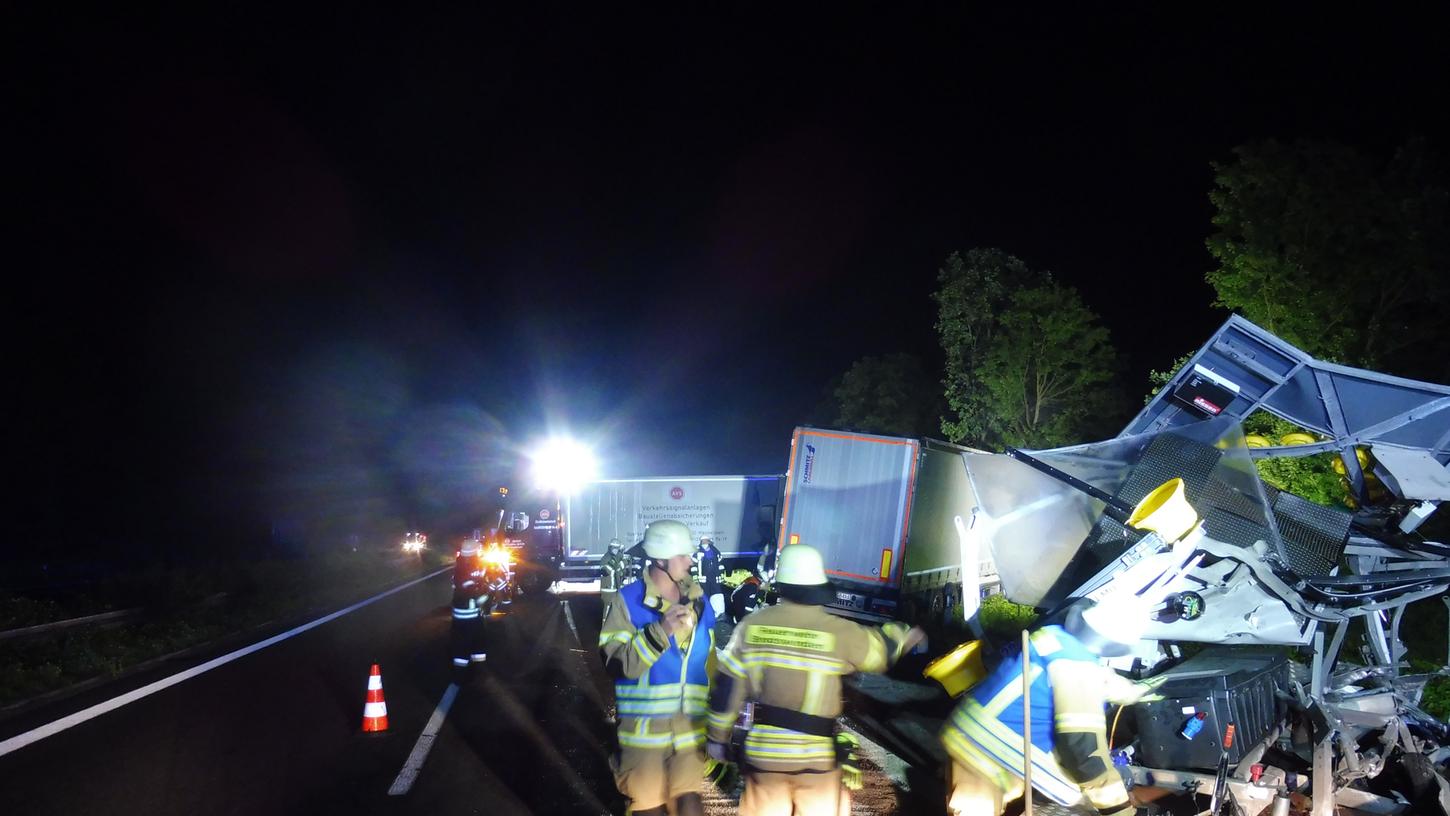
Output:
[
  {"xmin": 945, "ymin": 582, "xmax": 962, "ymax": 622},
  {"xmin": 930, "ymin": 587, "xmax": 947, "ymax": 617}
]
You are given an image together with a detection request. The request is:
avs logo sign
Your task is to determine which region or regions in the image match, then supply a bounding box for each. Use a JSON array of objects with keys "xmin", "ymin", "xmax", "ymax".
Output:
[
  {"xmin": 670, "ymin": 486, "xmax": 684, "ymax": 500},
  {"xmin": 801, "ymin": 443, "xmax": 818, "ymax": 484}
]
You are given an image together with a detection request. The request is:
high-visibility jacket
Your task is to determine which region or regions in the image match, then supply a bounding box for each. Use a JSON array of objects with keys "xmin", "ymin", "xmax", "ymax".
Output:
[
  {"xmin": 600, "ymin": 550, "xmax": 630, "ymax": 593},
  {"xmin": 452, "ymin": 555, "xmax": 486, "ymax": 620},
  {"xmin": 940, "ymin": 625, "xmax": 1139, "ymax": 812},
  {"xmin": 693, "ymin": 541, "xmax": 722, "ymax": 596},
  {"xmin": 707, "ymin": 600, "xmax": 914, "ymax": 773},
  {"xmin": 599, "ymin": 577, "xmax": 716, "ymax": 750}
]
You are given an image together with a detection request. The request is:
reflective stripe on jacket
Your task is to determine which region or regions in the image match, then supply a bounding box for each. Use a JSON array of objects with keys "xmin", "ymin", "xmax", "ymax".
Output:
[
  {"xmin": 599, "ymin": 578, "xmax": 715, "ymax": 747},
  {"xmin": 707, "ymin": 600, "xmax": 913, "ymax": 773},
  {"xmin": 939, "ymin": 625, "xmax": 1099, "ymax": 806}
]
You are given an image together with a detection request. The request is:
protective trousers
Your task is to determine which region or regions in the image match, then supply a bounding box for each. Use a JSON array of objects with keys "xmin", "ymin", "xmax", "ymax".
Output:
[
  {"xmin": 1044, "ymin": 660, "xmax": 1131, "ymax": 814},
  {"xmin": 611, "ymin": 712, "xmax": 706, "ymax": 812},
  {"xmin": 450, "ymin": 597, "xmax": 487, "ymax": 667},
  {"xmin": 740, "ymin": 769, "xmax": 847, "ymax": 816},
  {"xmin": 947, "ymin": 759, "xmax": 1020, "ymax": 816}
]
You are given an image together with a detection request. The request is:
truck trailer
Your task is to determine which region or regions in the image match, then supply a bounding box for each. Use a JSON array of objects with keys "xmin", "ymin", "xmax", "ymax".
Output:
[
  {"xmin": 561, "ymin": 475, "xmax": 784, "ymax": 580},
  {"xmin": 776, "ymin": 427, "xmax": 998, "ymax": 621}
]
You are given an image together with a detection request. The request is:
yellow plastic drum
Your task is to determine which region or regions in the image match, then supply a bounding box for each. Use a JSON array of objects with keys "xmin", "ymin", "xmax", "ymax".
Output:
[
  {"xmin": 1244, "ymin": 434, "xmax": 1272, "ymax": 448},
  {"xmin": 1126, "ymin": 478, "xmax": 1199, "ymax": 543},
  {"xmin": 1279, "ymin": 432, "xmax": 1317, "ymax": 446},
  {"xmin": 1332, "ymin": 448, "xmax": 1373, "ymax": 475},
  {"xmin": 923, "ymin": 640, "xmax": 987, "ymax": 697}
]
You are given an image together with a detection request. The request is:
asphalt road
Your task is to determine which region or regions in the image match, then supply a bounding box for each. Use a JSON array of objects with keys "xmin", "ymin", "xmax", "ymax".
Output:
[
  {"xmin": 0, "ymin": 571, "xmax": 936, "ymax": 815},
  {"xmin": 0, "ymin": 572, "xmax": 627, "ymax": 815}
]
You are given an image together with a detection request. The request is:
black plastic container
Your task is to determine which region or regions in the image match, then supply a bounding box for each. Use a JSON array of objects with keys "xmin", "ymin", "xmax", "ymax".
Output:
[{"xmin": 1133, "ymin": 647, "xmax": 1289, "ymax": 771}]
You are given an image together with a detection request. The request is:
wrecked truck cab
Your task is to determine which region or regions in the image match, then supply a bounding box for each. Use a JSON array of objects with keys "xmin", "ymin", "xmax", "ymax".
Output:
[{"xmin": 952, "ymin": 316, "xmax": 1450, "ymax": 814}]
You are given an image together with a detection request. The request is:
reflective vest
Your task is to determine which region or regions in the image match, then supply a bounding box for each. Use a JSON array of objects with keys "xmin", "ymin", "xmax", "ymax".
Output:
[
  {"xmin": 940, "ymin": 625, "xmax": 1098, "ymax": 805},
  {"xmin": 613, "ymin": 579, "xmax": 715, "ymax": 720},
  {"xmin": 452, "ymin": 556, "xmax": 484, "ymax": 620},
  {"xmin": 600, "ymin": 551, "xmax": 626, "ymax": 592}
]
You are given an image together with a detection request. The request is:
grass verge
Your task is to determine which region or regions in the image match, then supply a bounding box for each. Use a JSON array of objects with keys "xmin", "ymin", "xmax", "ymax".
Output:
[{"xmin": 0, "ymin": 550, "xmax": 448, "ymax": 710}]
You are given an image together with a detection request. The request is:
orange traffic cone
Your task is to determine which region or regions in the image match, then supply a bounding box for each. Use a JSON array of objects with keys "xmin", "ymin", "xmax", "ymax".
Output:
[{"xmin": 361, "ymin": 663, "xmax": 389, "ymax": 733}]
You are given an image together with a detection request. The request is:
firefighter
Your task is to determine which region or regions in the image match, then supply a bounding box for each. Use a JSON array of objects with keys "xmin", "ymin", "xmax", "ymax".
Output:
[
  {"xmin": 598, "ymin": 520, "xmax": 716, "ymax": 816},
  {"xmin": 707, "ymin": 544, "xmax": 925, "ymax": 816},
  {"xmin": 451, "ymin": 538, "xmax": 489, "ymax": 669},
  {"xmin": 599, "ymin": 537, "xmax": 630, "ymax": 614},
  {"xmin": 938, "ymin": 595, "xmax": 1152, "ymax": 816},
  {"xmin": 694, "ymin": 536, "xmax": 724, "ymax": 620}
]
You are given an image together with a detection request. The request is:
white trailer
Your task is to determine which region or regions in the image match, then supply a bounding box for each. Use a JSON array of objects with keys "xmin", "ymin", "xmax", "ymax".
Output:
[{"xmin": 562, "ymin": 476, "xmax": 784, "ymax": 577}]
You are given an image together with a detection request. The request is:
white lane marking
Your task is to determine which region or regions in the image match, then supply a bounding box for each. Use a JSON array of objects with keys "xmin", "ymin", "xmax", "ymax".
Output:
[
  {"xmin": 562, "ymin": 600, "xmax": 582, "ymax": 647},
  {"xmin": 0, "ymin": 567, "xmax": 451, "ymax": 758},
  {"xmin": 387, "ymin": 682, "xmax": 459, "ymax": 796}
]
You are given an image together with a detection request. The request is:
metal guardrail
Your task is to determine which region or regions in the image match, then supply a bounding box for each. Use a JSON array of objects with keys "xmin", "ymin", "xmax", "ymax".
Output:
[{"xmin": 0, "ymin": 609, "xmax": 141, "ymax": 642}]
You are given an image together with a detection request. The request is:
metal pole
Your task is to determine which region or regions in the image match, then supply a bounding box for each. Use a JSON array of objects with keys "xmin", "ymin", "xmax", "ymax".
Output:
[
  {"xmin": 1310, "ymin": 630, "xmax": 1333, "ymax": 816},
  {"xmin": 1021, "ymin": 628, "xmax": 1033, "ymax": 816}
]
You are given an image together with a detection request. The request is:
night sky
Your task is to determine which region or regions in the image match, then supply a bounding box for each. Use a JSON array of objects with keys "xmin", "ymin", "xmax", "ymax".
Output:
[{"xmin": 12, "ymin": 7, "xmax": 1449, "ymax": 557}]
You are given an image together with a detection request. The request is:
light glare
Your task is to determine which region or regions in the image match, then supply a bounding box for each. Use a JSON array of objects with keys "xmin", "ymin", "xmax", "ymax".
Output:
[{"xmin": 530, "ymin": 437, "xmax": 598, "ymax": 494}]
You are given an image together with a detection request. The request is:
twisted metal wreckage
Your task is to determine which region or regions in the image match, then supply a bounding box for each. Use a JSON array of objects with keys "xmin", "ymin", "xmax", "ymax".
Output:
[{"xmin": 956, "ymin": 316, "xmax": 1450, "ymax": 815}]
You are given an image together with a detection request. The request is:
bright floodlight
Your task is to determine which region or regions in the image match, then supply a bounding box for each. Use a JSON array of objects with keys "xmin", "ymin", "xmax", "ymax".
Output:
[{"xmin": 530, "ymin": 437, "xmax": 598, "ymax": 494}]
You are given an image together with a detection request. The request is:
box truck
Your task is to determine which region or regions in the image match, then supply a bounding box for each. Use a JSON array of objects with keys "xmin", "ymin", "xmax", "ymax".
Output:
[
  {"xmin": 562, "ymin": 476, "xmax": 784, "ymax": 580},
  {"xmin": 776, "ymin": 427, "xmax": 998, "ymax": 621}
]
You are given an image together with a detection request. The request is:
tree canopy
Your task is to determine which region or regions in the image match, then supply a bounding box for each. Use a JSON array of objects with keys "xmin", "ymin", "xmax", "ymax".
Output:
[
  {"xmin": 936, "ymin": 249, "xmax": 1123, "ymax": 449},
  {"xmin": 828, "ymin": 353, "xmax": 941, "ymax": 438},
  {"xmin": 1206, "ymin": 138, "xmax": 1449, "ymax": 380}
]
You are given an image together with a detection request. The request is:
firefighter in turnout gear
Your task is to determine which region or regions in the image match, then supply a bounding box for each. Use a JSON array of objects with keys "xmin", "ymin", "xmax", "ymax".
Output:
[
  {"xmin": 707, "ymin": 544, "xmax": 924, "ymax": 816},
  {"xmin": 938, "ymin": 478, "xmax": 1205, "ymax": 816},
  {"xmin": 694, "ymin": 536, "xmax": 724, "ymax": 620},
  {"xmin": 451, "ymin": 538, "xmax": 490, "ymax": 668},
  {"xmin": 938, "ymin": 596, "xmax": 1154, "ymax": 816},
  {"xmin": 598, "ymin": 520, "xmax": 716, "ymax": 816},
  {"xmin": 599, "ymin": 537, "xmax": 631, "ymax": 614}
]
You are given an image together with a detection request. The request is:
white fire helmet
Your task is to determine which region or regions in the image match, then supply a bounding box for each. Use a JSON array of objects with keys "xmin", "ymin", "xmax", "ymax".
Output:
[
  {"xmin": 1067, "ymin": 595, "xmax": 1151, "ymax": 657},
  {"xmin": 775, "ymin": 544, "xmax": 837, "ymax": 605},
  {"xmin": 776, "ymin": 544, "xmax": 829, "ymax": 586},
  {"xmin": 642, "ymin": 520, "xmax": 694, "ymax": 560},
  {"xmin": 1066, "ymin": 548, "xmax": 1205, "ymax": 657}
]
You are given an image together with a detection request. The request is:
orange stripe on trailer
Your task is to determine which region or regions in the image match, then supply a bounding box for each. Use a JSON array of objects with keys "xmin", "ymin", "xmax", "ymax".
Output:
[
  {"xmin": 777, "ymin": 429, "xmax": 804, "ymax": 552},
  {"xmin": 797, "ymin": 429, "xmax": 917, "ymax": 446}
]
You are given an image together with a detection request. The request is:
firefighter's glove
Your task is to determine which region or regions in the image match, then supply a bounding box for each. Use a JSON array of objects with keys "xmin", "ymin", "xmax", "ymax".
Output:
[
  {"xmin": 835, "ymin": 733, "xmax": 863, "ymax": 791},
  {"xmin": 704, "ymin": 757, "xmax": 739, "ymax": 792}
]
